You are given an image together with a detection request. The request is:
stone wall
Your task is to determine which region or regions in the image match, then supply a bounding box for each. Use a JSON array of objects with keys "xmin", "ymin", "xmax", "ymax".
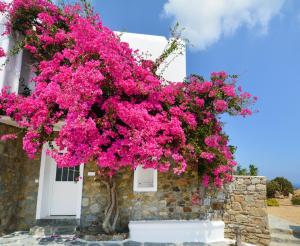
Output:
[
  {"xmin": 0, "ymin": 123, "xmax": 40, "ymax": 233},
  {"xmin": 81, "ymin": 162, "xmax": 212, "ymax": 233},
  {"xmin": 81, "ymin": 168, "xmax": 270, "ymax": 245},
  {"xmin": 0, "ymin": 124, "xmax": 23, "ymax": 233},
  {"xmin": 223, "ymin": 176, "xmax": 270, "ymax": 246}
]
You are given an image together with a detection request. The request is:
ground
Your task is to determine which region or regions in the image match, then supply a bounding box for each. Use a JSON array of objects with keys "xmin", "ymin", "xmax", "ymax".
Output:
[
  {"xmin": 0, "ymin": 232, "xmax": 253, "ymax": 246},
  {"xmin": 267, "ymin": 190, "xmax": 300, "ymax": 245},
  {"xmin": 267, "ymin": 195, "xmax": 300, "ymax": 225}
]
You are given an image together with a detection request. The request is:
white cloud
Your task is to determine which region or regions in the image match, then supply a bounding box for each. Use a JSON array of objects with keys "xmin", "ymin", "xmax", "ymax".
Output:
[{"xmin": 163, "ymin": 0, "xmax": 286, "ymax": 50}]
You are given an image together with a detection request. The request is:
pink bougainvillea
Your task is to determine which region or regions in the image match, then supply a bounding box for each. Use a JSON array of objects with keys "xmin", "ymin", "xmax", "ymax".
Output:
[
  {"xmin": 204, "ymin": 135, "xmax": 222, "ymax": 148},
  {"xmin": 200, "ymin": 152, "xmax": 215, "ymax": 162},
  {"xmin": 0, "ymin": 47, "xmax": 5, "ymax": 57},
  {"xmin": 0, "ymin": 133, "xmax": 17, "ymax": 141},
  {"xmin": 0, "ymin": 0, "xmax": 256, "ymax": 188},
  {"xmin": 214, "ymin": 99, "xmax": 228, "ymax": 112}
]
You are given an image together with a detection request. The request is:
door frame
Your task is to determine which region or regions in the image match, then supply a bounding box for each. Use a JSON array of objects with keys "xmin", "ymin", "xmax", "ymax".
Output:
[{"xmin": 36, "ymin": 143, "xmax": 84, "ymax": 219}]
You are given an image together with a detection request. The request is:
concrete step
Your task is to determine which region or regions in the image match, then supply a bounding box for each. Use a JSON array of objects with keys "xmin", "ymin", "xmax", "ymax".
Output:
[
  {"xmin": 271, "ymin": 232, "xmax": 300, "ymax": 244},
  {"xmin": 54, "ymin": 225, "xmax": 77, "ymax": 235},
  {"xmin": 36, "ymin": 218, "xmax": 79, "ymax": 227},
  {"xmin": 271, "ymin": 227, "xmax": 300, "ymax": 236},
  {"xmin": 31, "ymin": 218, "xmax": 80, "ymax": 236},
  {"xmin": 270, "ymin": 242, "xmax": 300, "ymax": 246},
  {"xmin": 30, "ymin": 225, "xmax": 78, "ymax": 236}
]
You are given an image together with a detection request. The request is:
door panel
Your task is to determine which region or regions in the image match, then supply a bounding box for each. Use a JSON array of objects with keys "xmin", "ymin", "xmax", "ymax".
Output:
[{"xmin": 50, "ymin": 163, "xmax": 80, "ymax": 216}]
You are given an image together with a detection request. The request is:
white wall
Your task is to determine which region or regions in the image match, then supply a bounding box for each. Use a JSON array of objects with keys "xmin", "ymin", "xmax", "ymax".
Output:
[
  {"xmin": 0, "ymin": 10, "xmax": 23, "ymax": 93},
  {"xmin": 118, "ymin": 32, "xmax": 186, "ymax": 82},
  {"xmin": 0, "ymin": 20, "xmax": 186, "ymax": 93}
]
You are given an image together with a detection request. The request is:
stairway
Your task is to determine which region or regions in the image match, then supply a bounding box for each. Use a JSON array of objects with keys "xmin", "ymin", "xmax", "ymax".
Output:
[
  {"xmin": 269, "ymin": 215, "xmax": 300, "ymax": 245},
  {"xmin": 30, "ymin": 218, "xmax": 80, "ymax": 236}
]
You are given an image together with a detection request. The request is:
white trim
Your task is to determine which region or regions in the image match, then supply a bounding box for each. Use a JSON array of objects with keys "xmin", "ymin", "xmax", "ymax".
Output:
[
  {"xmin": 35, "ymin": 143, "xmax": 48, "ymax": 219},
  {"xmin": 36, "ymin": 143, "xmax": 84, "ymax": 219},
  {"xmin": 76, "ymin": 164, "xmax": 84, "ymax": 219},
  {"xmin": 10, "ymin": 46, "xmax": 23, "ymax": 94},
  {"xmin": 0, "ymin": 116, "xmax": 20, "ymax": 128},
  {"xmin": 133, "ymin": 166, "xmax": 157, "ymax": 192}
]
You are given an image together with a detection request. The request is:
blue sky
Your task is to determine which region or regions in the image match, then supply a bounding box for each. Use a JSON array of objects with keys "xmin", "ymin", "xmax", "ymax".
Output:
[{"xmin": 91, "ymin": 0, "xmax": 300, "ymax": 185}]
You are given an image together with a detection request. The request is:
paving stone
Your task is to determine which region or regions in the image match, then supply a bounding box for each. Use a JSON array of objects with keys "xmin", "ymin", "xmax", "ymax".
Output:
[
  {"xmin": 144, "ymin": 243, "xmax": 176, "ymax": 246},
  {"xmin": 38, "ymin": 237, "xmax": 56, "ymax": 244},
  {"xmin": 67, "ymin": 240, "xmax": 89, "ymax": 245},
  {"xmin": 102, "ymin": 243, "xmax": 121, "ymax": 246},
  {"xmin": 83, "ymin": 235, "xmax": 98, "ymax": 241},
  {"xmin": 123, "ymin": 241, "xmax": 142, "ymax": 246},
  {"xmin": 183, "ymin": 243, "xmax": 206, "ymax": 246}
]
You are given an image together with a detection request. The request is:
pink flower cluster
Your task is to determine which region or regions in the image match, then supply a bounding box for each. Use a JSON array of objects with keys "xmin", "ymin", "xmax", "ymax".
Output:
[
  {"xmin": 200, "ymin": 152, "xmax": 215, "ymax": 162},
  {"xmin": 0, "ymin": 0, "xmax": 256, "ymax": 188},
  {"xmin": 214, "ymin": 100, "xmax": 228, "ymax": 112},
  {"xmin": 158, "ymin": 72, "xmax": 256, "ymax": 187},
  {"xmin": 0, "ymin": 133, "xmax": 17, "ymax": 141},
  {"xmin": 0, "ymin": 47, "xmax": 5, "ymax": 57},
  {"xmin": 204, "ymin": 135, "xmax": 222, "ymax": 148}
]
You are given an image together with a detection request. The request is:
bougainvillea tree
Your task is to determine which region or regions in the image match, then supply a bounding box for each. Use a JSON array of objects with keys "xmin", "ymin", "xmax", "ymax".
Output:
[{"xmin": 0, "ymin": 0, "xmax": 256, "ymax": 233}]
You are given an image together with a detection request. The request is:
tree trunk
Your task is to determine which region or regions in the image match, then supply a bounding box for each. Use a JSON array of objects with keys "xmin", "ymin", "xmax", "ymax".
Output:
[{"xmin": 101, "ymin": 176, "xmax": 119, "ymax": 234}]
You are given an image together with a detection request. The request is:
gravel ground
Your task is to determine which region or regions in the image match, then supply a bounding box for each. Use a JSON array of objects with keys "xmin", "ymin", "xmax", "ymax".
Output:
[{"xmin": 267, "ymin": 198, "xmax": 300, "ymax": 225}]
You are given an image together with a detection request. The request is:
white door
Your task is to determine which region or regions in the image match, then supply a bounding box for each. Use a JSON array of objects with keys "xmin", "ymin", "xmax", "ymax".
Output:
[{"xmin": 49, "ymin": 158, "xmax": 81, "ymax": 216}]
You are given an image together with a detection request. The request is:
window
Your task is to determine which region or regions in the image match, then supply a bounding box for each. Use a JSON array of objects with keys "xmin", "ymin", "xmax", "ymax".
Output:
[
  {"xmin": 133, "ymin": 165, "xmax": 157, "ymax": 192},
  {"xmin": 55, "ymin": 166, "xmax": 80, "ymax": 182}
]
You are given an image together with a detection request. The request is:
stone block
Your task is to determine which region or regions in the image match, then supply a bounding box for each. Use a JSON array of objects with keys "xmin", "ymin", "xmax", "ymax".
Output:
[
  {"xmin": 29, "ymin": 226, "xmax": 54, "ymax": 237},
  {"xmin": 211, "ymin": 202, "xmax": 223, "ymax": 210},
  {"xmin": 233, "ymin": 195, "xmax": 244, "ymax": 203},
  {"xmin": 217, "ymin": 192, "xmax": 226, "ymax": 200},
  {"xmin": 244, "ymin": 195, "xmax": 254, "ymax": 203},
  {"xmin": 83, "ymin": 235, "xmax": 98, "ymax": 241},
  {"xmin": 235, "ymin": 214, "xmax": 248, "ymax": 223},
  {"xmin": 90, "ymin": 203, "xmax": 101, "ymax": 214},
  {"xmin": 203, "ymin": 198, "xmax": 211, "ymax": 206},
  {"xmin": 256, "ymin": 184, "xmax": 266, "ymax": 191},
  {"xmin": 253, "ymin": 178, "xmax": 263, "ymax": 185},
  {"xmin": 231, "ymin": 202, "xmax": 242, "ymax": 211},
  {"xmin": 82, "ymin": 198, "xmax": 89, "ymax": 207},
  {"xmin": 249, "ymin": 208, "xmax": 266, "ymax": 217},
  {"xmin": 247, "ymin": 185, "xmax": 255, "ymax": 191}
]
